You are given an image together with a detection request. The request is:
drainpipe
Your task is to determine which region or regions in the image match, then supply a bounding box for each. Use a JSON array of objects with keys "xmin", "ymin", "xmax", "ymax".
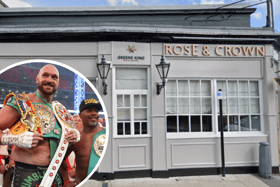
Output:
[{"xmin": 266, "ymin": 0, "xmax": 274, "ymax": 29}]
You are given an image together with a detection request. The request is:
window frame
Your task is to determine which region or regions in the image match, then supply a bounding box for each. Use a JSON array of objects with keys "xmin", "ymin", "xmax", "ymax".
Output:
[
  {"xmin": 216, "ymin": 79, "xmax": 262, "ymax": 132},
  {"xmin": 166, "ymin": 78, "xmax": 265, "ymax": 139},
  {"xmin": 113, "ymin": 66, "xmax": 151, "ymax": 138},
  {"xmin": 166, "ymin": 79, "xmax": 214, "ymax": 133}
]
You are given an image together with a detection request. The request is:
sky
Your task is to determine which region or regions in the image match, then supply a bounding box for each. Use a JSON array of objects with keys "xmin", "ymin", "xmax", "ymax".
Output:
[{"xmin": 2, "ymin": 0, "xmax": 280, "ymax": 33}]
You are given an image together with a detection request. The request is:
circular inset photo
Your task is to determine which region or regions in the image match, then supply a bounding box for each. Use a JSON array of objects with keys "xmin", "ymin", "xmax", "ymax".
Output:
[{"xmin": 0, "ymin": 60, "xmax": 109, "ymax": 187}]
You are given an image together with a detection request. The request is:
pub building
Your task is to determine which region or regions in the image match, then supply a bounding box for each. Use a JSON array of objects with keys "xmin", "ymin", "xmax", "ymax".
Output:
[{"xmin": 0, "ymin": 2, "xmax": 279, "ymax": 180}]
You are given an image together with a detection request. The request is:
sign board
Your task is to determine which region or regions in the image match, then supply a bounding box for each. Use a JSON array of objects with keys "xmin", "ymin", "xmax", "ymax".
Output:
[
  {"xmin": 165, "ymin": 44, "xmax": 265, "ymax": 57},
  {"xmin": 113, "ymin": 42, "xmax": 150, "ymax": 65},
  {"xmin": 217, "ymin": 91, "xmax": 226, "ymax": 100}
]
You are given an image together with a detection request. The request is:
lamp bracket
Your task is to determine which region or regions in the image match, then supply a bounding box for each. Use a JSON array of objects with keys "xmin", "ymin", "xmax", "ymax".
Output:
[
  {"xmin": 156, "ymin": 82, "xmax": 164, "ymax": 95},
  {"xmin": 103, "ymin": 83, "xmax": 108, "ymax": 95},
  {"xmin": 101, "ymin": 78, "xmax": 107, "ymax": 95}
]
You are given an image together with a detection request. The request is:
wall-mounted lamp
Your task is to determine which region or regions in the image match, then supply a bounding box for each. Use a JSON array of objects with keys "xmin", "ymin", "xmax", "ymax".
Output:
[
  {"xmin": 156, "ymin": 56, "xmax": 170, "ymax": 95},
  {"xmin": 97, "ymin": 55, "xmax": 111, "ymax": 95},
  {"xmin": 275, "ymin": 78, "xmax": 280, "ymax": 85}
]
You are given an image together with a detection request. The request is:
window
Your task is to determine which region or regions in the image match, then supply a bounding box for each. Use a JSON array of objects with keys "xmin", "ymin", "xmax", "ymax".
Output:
[
  {"xmin": 116, "ymin": 68, "xmax": 147, "ymax": 90},
  {"xmin": 166, "ymin": 80, "xmax": 212, "ymax": 133},
  {"xmin": 217, "ymin": 80, "xmax": 261, "ymax": 132},
  {"xmin": 115, "ymin": 68, "xmax": 149, "ymax": 136},
  {"xmin": 166, "ymin": 79, "xmax": 261, "ymax": 134}
]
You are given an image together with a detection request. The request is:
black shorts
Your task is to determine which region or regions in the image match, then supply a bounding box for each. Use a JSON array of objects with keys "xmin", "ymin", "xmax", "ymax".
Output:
[{"xmin": 12, "ymin": 161, "xmax": 63, "ymax": 187}]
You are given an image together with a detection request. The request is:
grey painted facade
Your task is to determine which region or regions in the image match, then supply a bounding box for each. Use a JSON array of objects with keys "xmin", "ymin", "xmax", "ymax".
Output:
[{"xmin": 0, "ymin": 4, "xmax": 279, "ymax": 179}]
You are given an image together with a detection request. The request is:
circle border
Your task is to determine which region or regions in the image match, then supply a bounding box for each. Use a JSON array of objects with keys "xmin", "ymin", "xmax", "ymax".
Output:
[{"xmin": 0, "ymin": 59, "xmax": 110, "ymax": 187}]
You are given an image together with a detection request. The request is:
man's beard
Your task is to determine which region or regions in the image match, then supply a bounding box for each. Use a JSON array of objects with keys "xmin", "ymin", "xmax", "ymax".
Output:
[
  {"xmin": 89, "ymin": 121, "xmax": 98, "ymax": 126},
  {"xmin": 37, "ymin": 81, "xmax": 57, "ymax": 95}
]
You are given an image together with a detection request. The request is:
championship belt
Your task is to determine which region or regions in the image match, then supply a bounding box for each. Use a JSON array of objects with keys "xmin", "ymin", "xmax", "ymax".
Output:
[
  {"xmin": 87, "ymin": 129, "xmax": 106, "ymax": 175},
  {"xmin": 94, "ymin": 134, "xmax": 106, "ymax": 157},
  {"xmin": 39, "ymin": 101, "xmax": 75, "ymax": 187},
  {"xmin": 4, "ymin": 93, "xmax": 53, "ymax": 135}
]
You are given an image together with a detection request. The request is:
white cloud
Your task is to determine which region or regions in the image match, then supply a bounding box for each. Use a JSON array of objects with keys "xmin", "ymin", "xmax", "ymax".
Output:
[
  {"xmin": 246, "ymin": 0, "xmax": 279, "ymax": 12},
  {"xmin": 122, "ymin": 0, "xmax": 138, "ymax": 5},
  {"xmin": 273, "ymin": 0, "xmax": 280, "ymax": 15},
  {"xmin": 252, "ymin": 12, "xmax": 262, "ymax": 20},
  {"xmin": 107, "ymin": 0, "xmax": 118, "ymax": 6},
  {"xmin": 201, "ymin": 0, "xmax": 224, "ymax": 4},
  {"xmin": 3, "ymin": 0, "xmax": 32, "ymax": 7},
  {"xmin": 107, "ymin": 0, "xmax": 138, "ymax": 6}
]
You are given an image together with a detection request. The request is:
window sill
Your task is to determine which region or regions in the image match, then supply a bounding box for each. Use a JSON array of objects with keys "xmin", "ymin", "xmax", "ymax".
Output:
[
  {"xmin": 167, "ymin": 131, "xmax": 267, "ymax": 139},
  {"xmin": 113, "ymin": 134, "xmax": 152, "ymax": 139},
  {"xmin": 223, "ymin": 131, "xmax": 267, "ymax": 138}
]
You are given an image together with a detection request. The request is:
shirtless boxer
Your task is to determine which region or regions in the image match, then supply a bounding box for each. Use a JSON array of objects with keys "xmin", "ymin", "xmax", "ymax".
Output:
[{"xmin": 62, "ymin": 98, "xmax": 106, "ymax": 186}]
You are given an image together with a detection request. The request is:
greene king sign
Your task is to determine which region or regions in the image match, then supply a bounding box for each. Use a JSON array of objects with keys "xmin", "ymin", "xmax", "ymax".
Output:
[{"xmin": 165, "ymin": 44, "xmax": 265, "ymax": 57}]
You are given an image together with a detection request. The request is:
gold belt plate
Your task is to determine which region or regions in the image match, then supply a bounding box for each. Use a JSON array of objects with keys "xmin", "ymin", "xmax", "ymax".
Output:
[
  {"xmin": 20, "ymin": 104, "xmax": 55, "ymax": 134},
  {"xmin": 34, "ymin": 104, "xmax": 55, "ymax": 134},
  {"xmin": 94, "ymin": 134, "xmax": 106, "ymax": 157}
]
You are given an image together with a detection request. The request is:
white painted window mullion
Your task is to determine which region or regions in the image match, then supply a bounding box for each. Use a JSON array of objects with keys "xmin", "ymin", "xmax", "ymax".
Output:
[
  {"xmin": 177, "ymin": 80, "xmax": 179, "ymax": 133},
  {"xmin": 188, "ymin": 79, "xmax": 191, "ymax": 132},
  {"xmin": 131, "ymin": 93, "xmax": 134, "ymax": 135},
  {"xmin": 248, "ymin": 80, "xmax": 252, "ymax": 131},
  {"xmin": 237, "ymin": 80, "xmax": 240, "ymax": 131},
  {"xmin": 200, "ymin": 80, "xmax": 203, "ymax": 132}
]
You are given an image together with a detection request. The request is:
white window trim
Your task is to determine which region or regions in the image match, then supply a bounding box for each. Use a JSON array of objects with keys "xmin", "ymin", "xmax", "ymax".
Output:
[
  {"xmin": 214, "ymin": 79, "xmax": 264, "ymax": 134},
  {"xmin": 166, "ymin": 78, "xmax": 265, "ymax": 139},
  {"xmin": 166, "ymin": 79, "xmax": 215, "ymax": 134},
  {"xmin": 167, "ymin": 131, "xmax": 267, "ymax": 139},
  {"xmin": 113, "ymin": 66, "xmax": 151, "ymax": 138}
]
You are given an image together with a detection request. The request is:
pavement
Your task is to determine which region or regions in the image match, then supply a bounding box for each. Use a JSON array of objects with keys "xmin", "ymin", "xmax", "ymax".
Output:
[{"xmin": 82, "ymin": 174, "xmax": 280, "ymax": 187}]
